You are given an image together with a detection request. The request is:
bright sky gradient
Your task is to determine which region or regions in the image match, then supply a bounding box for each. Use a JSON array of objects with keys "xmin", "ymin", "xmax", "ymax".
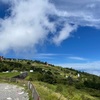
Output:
[{"xmin": 0, "ymin": 0, "xmax": 100, "ymax": 75}]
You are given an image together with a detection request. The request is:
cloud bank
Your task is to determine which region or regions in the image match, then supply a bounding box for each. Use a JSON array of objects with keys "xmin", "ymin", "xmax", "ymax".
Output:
[
  {"xmin": 0, "ymin": 0, "xmax": 100, "ymax": 53},
  {"xmin": 57, "ymin": 61, "xmax": 100, "ymax": 76}
]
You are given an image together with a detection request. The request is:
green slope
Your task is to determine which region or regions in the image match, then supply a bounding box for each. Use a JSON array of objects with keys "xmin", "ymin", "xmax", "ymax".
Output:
[{"xmin": 0, "ymin": 58, "xmax": 100, "ymax": 100}]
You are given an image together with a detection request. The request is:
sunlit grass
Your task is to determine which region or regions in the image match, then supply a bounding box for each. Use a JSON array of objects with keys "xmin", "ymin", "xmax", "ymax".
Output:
[
  {"xmin": 33, "ymin": 81, "xmax": 66, "ymax": 100},
  {"xmin": 0, "ymin": 72, "xmax": 20, "ymax": 78},
  {"xmin": 32, "ymin": 81, "xmax": 99, "ymax": 100}
]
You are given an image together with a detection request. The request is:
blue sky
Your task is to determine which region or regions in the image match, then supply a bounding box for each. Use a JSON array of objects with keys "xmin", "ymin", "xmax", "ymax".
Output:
[{"xmin": 0, "ymin": 0, "xmax": 100, "ymax": 75}]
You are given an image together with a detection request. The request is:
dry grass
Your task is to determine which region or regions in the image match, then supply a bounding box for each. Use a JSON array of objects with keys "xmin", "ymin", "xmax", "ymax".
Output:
[{"xmin": 33, "ymin": 81, "xmax": 67, "ymax": 100}]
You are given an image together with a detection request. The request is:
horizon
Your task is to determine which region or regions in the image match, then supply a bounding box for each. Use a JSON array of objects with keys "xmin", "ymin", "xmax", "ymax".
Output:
[{"xmin": 1, "ymin": 56, "xmax": 100, "ymax": 76}]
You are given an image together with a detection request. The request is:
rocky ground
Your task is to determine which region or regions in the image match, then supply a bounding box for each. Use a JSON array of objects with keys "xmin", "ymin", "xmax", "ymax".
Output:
[{"xmin": 0, "ymin": 83, "xmax": 29, "ymax": 100}]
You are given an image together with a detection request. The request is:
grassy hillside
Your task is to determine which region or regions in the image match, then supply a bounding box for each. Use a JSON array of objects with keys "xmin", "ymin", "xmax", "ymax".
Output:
[
  {"xmin": 0, "ymin": 72, "xmax": 20, "ymax": 78},
  {"xmin": 33, "ymin": 81, "xmax": 100, "ymax": 100},
  {"xmin": 0, "ymin": 58, "xmax": 100, "ymax": 100}
]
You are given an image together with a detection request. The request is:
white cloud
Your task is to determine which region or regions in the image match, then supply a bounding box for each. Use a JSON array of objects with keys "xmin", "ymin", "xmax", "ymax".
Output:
[
  {"xmin": 52, "ymin": 0, "xmax": 100, "ymax": 28},
  {"xmin": 0, "ymin": 0, "xmax": 57, "ymax": 53},
  {"xmin": 68, "ymin": 56, "xmax": 87, "ymax": 61},
  {"xmin": 33, "ymin": 53, "xmax": 56, "ymax": 59},
  {"xmin": 32, "ymin": 53, "xmax": 71, "ymax": 59},
  {"xmin": 57, "ymin": 61, "xmax": 100, "ymax": 76},
  {"xmin": 0, "ymin": 0, "xmax": 100, "ymax": 53},
  {"xmin": 53, "ymin": 24, "xmax": 77, "ymax": 45},
  {"xmin": 38, "ymin": 53, "xmax": 57, "ymax": 56},
  {"xmin": 38, "ymin": 53, "xmax": 71, "ymax": 56}
]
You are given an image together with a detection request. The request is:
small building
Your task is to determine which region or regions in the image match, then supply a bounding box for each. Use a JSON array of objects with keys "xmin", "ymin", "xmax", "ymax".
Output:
[
  {"xmin": 44, "ymin": 62, "xmax": 49, "ymax": 66},
  {"xmin": 30, "ymin": 70, "xmax": 33, "ymax": 73},
  {"xmin": 0, "ymin": 56, "xmax": 3, "ymax": 61},
  {"xmin": 78, "ymin": 73, "xmax": 80, "ymax": 78}
]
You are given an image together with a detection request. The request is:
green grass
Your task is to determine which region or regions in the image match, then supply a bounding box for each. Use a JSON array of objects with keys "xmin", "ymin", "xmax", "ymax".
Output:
[
  {"xmin": 32, "ymin": 81, "xmax": 100, "ymax": 100},
  {"xmin": 33, "ymin": 81, "xmax": 66, "ymax": 100},
  {"xmin": 0, "ymin": 59, "xmax": 100, "ymax": 100},
  {"xmin": 0, "ymin": 72, "xmax": 20, "ymax": 78}
]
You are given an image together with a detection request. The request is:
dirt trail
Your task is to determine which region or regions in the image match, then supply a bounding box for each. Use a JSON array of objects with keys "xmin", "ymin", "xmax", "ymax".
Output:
[{"xmin": 0, "ymin": 83, "xmax": 29, "ymax": 100}]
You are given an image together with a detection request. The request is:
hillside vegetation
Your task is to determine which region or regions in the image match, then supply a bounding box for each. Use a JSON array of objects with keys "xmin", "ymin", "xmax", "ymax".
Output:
[{"xmin": 0, "ymin": 58, "xmax": 100, "ymax": 100}]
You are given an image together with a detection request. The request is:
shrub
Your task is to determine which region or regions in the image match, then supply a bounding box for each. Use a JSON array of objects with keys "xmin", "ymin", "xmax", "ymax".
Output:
[
  {"xmin": 56, "ymin": 85, "xmax": 63, "ymax": 93},
  {"xmin": 75, "ymin": 82, "xmax": 84, "ymax": 89}
]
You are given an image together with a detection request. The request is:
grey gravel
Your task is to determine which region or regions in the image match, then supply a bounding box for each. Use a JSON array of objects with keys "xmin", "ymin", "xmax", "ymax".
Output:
[{"xmin": 0, "ymin": 83, "xmax": 29, "ymax": 100}]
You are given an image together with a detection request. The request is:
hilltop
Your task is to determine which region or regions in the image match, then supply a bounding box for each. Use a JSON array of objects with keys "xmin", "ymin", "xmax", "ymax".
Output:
[{"xmin": 0, "ymin": 57, "xmax": 100, "ymax": 100}]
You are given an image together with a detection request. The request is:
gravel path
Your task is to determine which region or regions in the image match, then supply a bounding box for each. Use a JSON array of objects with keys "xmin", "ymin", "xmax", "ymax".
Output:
[{"xmin": 0, "ymin": 83, "xmax": 29, "ymax": 100}]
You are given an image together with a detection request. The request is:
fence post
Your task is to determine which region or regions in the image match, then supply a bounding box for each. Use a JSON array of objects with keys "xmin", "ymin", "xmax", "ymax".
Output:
[{"xmin": 37, "ymin": 96, "xmax": 40, "ymax": 100}]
